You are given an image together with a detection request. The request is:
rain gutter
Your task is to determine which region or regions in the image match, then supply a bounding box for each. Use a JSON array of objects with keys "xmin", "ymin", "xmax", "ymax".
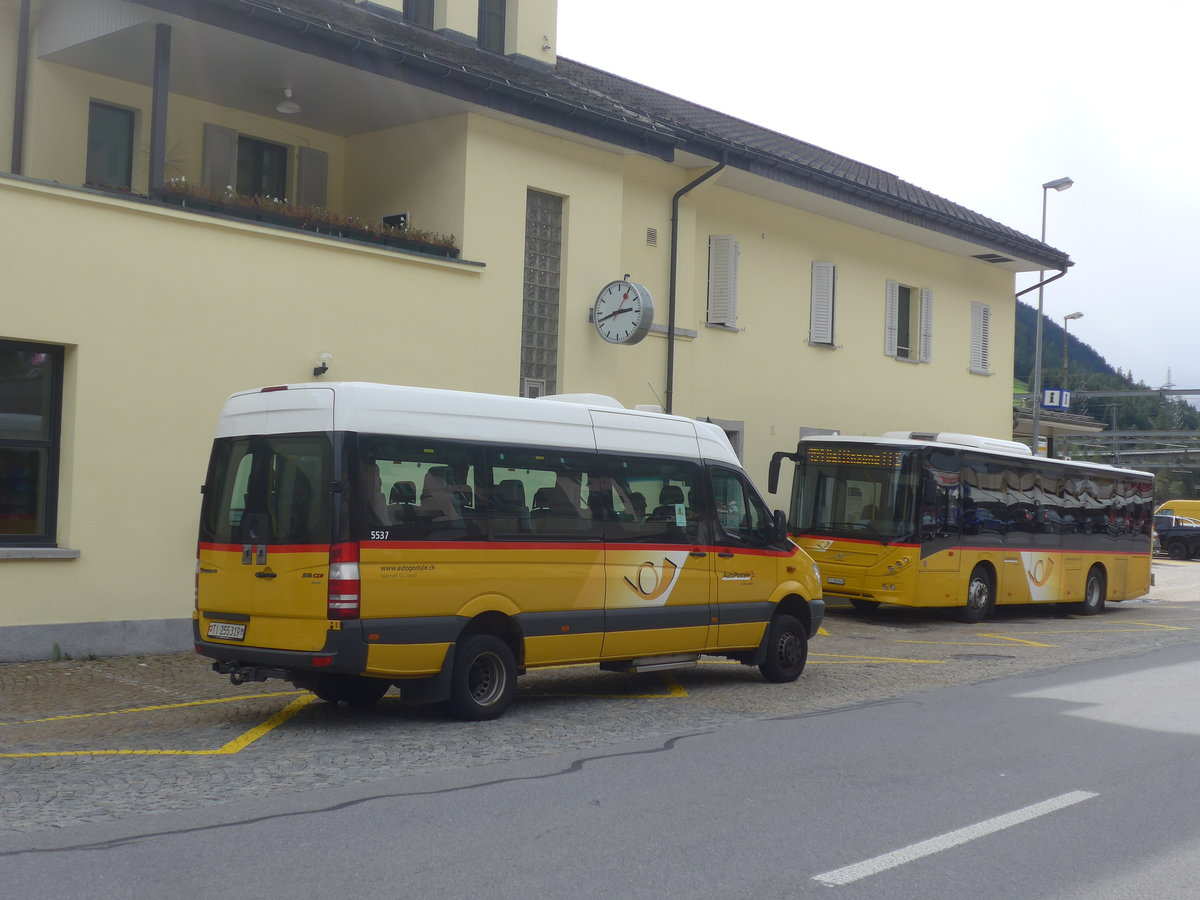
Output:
[{"xmin": 665, "ymin": 157, "xmax": 725, "ymax": 415}]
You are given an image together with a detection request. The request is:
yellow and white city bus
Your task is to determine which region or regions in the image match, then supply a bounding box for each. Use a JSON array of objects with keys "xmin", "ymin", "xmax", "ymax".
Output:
[
  {"xmin": 768, "ymin": 432, "xmax": 1153, "ymax": 623},
  {"xmin": 195, "ymin": 383, "xmax": 823, "ymax": 719}
]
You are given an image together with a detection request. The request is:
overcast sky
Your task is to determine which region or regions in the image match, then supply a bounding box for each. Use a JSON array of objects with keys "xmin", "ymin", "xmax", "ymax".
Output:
[{"xmin": 556, "ymin": 0, "xmax": 1199, "ymax": 393}]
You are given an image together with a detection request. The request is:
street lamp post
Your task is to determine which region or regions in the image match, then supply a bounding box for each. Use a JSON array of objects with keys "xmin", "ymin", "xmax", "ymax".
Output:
[
  {"xmin": 1062, "ymin": 311, "xmax": 1083, "ymax": 404},
  {"xmin": 1029, "ymin": 176, "xmax": 1074, "ymax": 456}
]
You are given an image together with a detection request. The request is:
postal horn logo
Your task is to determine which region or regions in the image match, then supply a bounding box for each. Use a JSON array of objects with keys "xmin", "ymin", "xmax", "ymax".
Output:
[
  {"xmin": 1026, "ymin": 556, "xmax": 1055, "ymax": 587},
  {"xmin": 625, "ymin": 557, "xmax": 679, "ymax": 601}
]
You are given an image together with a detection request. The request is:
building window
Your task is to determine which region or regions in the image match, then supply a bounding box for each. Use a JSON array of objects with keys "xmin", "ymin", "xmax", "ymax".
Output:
[
  {"xmin": 403, "ymin": 0, "xmax": 434, "ymax": 28},
  {"xmin": 707, "ymin": 234, "xmax": 740, "ymax": 328},
  {"xmin": 809, "ymin": 262, "xmax": 836, "ymax": 345},
  {"xmin": 521, "ymin": 190, "xmax": 563, "ymax": 397},
  {"xmin": 970, "ymin": 302, "xmax": 992, "ymax": 374},
  {"xmin": 236, "ymin": 135, "xmax": 288, "ymax": 200},
  {"xmin": 885, "ymin": 280, "xmax": 932, "ymax": 362},
  {"xmin": 0, "ymin": 341, "xmax": 64, "ymax": 545},
  {"xmin": 478, "ymin": 0, "xmax": 506, "ymax": 53},
  {"xmin": 85, "ymin": 101, "xmax": 135, "ymax": 190}
]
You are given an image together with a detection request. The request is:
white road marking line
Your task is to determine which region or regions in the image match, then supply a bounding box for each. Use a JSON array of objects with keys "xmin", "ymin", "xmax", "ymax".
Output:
[{"xmin": 812, "ymin": 790, "xmax": 1099, "ymax": 886}]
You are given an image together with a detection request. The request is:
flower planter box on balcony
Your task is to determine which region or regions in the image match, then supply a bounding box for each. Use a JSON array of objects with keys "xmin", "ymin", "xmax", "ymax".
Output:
[{"xmin": 154, "ymin": 189, "xmax": 459, "ymax": 259}]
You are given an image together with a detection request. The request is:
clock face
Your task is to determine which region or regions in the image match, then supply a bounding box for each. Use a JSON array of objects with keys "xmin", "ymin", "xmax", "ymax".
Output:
[{"xmin": 592, "ymin": 280, "xmax": 654, "ymax": 345}]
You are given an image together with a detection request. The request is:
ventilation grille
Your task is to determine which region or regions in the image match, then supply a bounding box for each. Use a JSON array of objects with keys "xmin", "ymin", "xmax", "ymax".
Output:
[
  {"xmin": 972, "ymin": 253, "xmax": 1013, "ymax": 264},
  {"xmin": 646, "ymin": 227, "xmax": 658, "ymax": 247}
]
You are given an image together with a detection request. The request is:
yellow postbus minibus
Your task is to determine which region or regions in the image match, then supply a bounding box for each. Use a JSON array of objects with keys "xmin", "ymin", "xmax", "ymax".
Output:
[
  {"xmin": 768, "ymin": 431, "xmax": 1153, "ymax": 622},
  {"xmin": 195, "ymin": 383, "xmax": 823, "ymax": 719}
]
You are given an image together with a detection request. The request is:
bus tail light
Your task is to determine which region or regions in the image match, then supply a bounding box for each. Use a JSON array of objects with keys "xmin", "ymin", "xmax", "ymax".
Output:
[{"xmin": 328, "ymin": 542, "xmax": 361, "ymax": 620}]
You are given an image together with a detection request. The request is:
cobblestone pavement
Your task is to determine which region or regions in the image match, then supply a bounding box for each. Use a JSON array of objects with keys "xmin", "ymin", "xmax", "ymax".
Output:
[{"xmin": 4, "ymin": 562, "xmax": 1199, "ymax": 835}]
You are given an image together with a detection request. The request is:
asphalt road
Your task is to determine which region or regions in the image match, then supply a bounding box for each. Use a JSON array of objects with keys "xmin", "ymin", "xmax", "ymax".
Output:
[
  {"xmin": 2, "ymin": 558, "xmax": 1199, "ymax": 846},
  {"xmin": 5, "ymin": 608, "xmax": 1200, "ymax": 897}
]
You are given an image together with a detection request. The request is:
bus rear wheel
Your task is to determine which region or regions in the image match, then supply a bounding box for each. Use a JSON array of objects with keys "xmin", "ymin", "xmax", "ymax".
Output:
[
  {"xmin": 1073, "ymin": 566, "xmax": 1106, "ymax": 616},
  {"xmin": 448, "ymin": 634, "xmax": 517, "ymax": 721},
  {"xmin": 758, "ymin": 614, "xmax": 809, "ymax": 683},
  {"xmin": 956, "ymin": 566, "xmax": 995, "ymax": 623}
]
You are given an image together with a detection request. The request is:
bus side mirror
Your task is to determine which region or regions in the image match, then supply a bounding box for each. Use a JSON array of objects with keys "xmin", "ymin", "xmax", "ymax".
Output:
[
  {"xmin": 768, "ymin": 450, "xmax": 796, "ymax": 495},
  {"xmin": 770, "ymin": 509, "xmax": 788, "ymax": 543}
]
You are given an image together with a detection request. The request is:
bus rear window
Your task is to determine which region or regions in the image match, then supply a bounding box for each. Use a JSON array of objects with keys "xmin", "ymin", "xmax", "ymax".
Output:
[{"xmin": 202, "ymin": 436, "xmax": 331, "ymax": 545}]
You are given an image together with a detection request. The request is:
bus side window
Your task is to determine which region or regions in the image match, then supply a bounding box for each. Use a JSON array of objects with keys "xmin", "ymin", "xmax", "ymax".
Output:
[
  {"xmin": 710, "ymin": 467, "xmax": 770, "ymax": 544},
  {"xmin": 606, "ymin": 458, "xmax": 701, "ymax": 544}
]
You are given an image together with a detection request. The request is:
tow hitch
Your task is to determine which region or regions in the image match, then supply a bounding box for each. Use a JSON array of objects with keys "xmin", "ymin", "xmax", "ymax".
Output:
[{"xmin": 213, "ymin": 660, "xmax": 289, "ymax": 685}]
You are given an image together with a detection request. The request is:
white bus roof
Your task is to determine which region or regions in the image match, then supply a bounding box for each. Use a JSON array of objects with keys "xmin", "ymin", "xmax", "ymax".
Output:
[
  {"xmin": 217, "ymin": 382, "xmax": 741, "ymax": 466},
  {"xmin": 800, "ymin": 432, "xmax": 1152, "ymax": 479}
]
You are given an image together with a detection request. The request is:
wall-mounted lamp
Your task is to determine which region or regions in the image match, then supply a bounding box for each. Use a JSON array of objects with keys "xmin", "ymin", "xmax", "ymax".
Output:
[
  {"xmin": 313, "ymin": 352, "xmax": 332, "ymax": 377},
  {"xmin": 276, "ymin": 88, "xmax": 301, "ymax": 115}
]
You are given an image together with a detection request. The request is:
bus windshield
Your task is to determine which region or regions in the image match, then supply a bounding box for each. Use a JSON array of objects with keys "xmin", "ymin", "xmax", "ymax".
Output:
[{"xmin": 792, "ymin": 444, "xmax": 919, "ymax": 543}]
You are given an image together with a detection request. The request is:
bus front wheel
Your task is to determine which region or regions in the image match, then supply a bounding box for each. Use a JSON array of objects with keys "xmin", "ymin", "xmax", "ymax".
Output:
[
  {"xmin": 956, "ymin": 566, "xmax": 995, "ymax": 623},
  {"xmin": 448, "ymin": 634, "xmax": 517, "ymax": 721},
  {"xmin": 759, "ymin": 614, "xmax": 809, "ymax": 683}
]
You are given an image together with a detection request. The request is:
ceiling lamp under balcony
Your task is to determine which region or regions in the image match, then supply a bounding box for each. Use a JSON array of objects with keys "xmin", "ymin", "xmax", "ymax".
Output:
[{"xmin": 275, "ymin": 88, "xmax": 301, "ymax": 115}]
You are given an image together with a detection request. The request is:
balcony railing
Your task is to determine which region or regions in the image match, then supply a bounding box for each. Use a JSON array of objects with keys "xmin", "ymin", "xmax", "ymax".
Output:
[{"xmin": 149, "ymin": 180, "xmax": 460, "ymax": 259}]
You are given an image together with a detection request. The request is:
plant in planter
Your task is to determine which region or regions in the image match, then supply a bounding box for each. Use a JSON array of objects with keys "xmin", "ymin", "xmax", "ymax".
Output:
[{"xmin": 157, "ymin": 178, "xmax": 458, "ymax": 257}]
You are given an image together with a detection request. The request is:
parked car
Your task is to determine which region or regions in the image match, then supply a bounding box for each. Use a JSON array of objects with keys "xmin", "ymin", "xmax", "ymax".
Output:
[{"xmin": 1153, "ymin": 514, "xmax": 1200, "ymax": 559}]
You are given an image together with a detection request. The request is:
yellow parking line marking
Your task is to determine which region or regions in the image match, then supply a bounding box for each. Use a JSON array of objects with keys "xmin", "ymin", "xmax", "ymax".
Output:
[
  {"xmin": 817, "ymin": 626, "xmax": 831, "ymax": 636},
  {"xmin": 0, "ymin": 690, "xmax": 306, "ymax": 728},
  {"xmin": 898, "ymin": 636, "xmax": 1057, "ymax": 649},
  {"xmin": 0, "ymin": 694, "xmax": 315, "ymax": 759}
]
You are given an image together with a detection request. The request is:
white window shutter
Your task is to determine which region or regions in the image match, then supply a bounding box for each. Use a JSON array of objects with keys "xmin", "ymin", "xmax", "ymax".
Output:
[
  {"xmin": 970, "ymin": 302, "xmax": 991, "ymax": 373},
  {"xmin": 707, "ymin": 235, "xmax": 739, "ymax": 327},
  {"xmin": 919, "ymin": 288, "xmax": 934, "ymax": 362},
  {"xmin": 201, "ymin": 123, "xmax": 237, "ymax": 191},
  {"xmin": 296, "ymin": 147, "xmax": 329, "ymax": 209},
  {"xmin": 810, "ymin": 262, "xmax": 836, "ymax": 344},
  {"xmin": 884, "ymin": 280, "xmax": 899, "ymax": 357}
]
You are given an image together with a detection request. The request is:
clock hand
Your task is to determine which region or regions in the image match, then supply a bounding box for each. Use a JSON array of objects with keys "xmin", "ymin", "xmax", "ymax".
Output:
[{"xmin": 599, "ymin": 307, "xmax": 635, "ymax": 323}]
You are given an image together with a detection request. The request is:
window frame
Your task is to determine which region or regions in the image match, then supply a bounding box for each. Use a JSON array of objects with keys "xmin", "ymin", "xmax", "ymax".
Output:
[
  {"xmin": 85, "ymin": 100, "xmax": 135, "ymax": 191},
  {"xmin": 809, "ymin": 262, "xmax": 836, "ymax": 346},
  {"xmin": 478, "ymin": 0, "xmax": 506, "ymax": 53},
  {"xmin": 969, "ymin": 301, "xmax": 992, "ymax": 375},
  {"xmin": 0, "ymin": 340, "xmax": 65, "ymax": 547},
  {"xmin": 707, "ymin": 234, "xmax": 740, "ymax": 329},
  {"xmin": 885, "ymin": 280, "xmax": 932, "ymax": 362}
]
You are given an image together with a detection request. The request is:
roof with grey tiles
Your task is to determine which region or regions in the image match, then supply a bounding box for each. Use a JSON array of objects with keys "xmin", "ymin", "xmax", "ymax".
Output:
[{"xmin": 181, "ymin": 0, "xmax": 1068, "ymax": 269}]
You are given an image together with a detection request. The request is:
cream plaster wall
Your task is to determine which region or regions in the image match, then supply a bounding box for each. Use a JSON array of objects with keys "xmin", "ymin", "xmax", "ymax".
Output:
[
  {"xmin": 507, "ymin": 0, "xmax": 556, "ymax": 67},
  {"xmin": 459, "ymin": 113, "xmax": 625, "ymax": 396},
  {"xmin": 344, "ymin": 115, "xmax": 467, "ymax": 247},
  {"xmin": 0, "ymin": 177, "xmax": 484, "ymax": 630}
]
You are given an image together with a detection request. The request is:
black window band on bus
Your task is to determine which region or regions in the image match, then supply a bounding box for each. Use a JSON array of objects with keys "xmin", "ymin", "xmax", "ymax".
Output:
[{"xmin": 355, "ymin": 437, "xmax": 707, "ymax": 546}]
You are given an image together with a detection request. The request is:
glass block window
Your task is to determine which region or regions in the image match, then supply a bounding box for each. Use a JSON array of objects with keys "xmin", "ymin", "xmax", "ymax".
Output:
[{"xmin": 521, "ymin": 190, "xmax": 563, "ymax": 397}]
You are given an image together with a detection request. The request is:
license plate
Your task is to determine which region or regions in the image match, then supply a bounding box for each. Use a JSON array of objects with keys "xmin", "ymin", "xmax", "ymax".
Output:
[{"xmin": 207, "ymin": 621, "xmax": 246, "ymax": 641}]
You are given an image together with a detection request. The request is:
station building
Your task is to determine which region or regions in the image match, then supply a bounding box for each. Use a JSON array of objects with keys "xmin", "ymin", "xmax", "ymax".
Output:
[{"xmin": 0, "ymin": 0, "xmax": 1071, "ymax": 659}]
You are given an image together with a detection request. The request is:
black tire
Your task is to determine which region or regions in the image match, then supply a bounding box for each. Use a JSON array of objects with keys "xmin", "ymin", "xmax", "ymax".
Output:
[
  {"xmin": 306, "ymin": 674, "xmax": 391, "ymax": 708},
  {"xmin": 1075, "ymin": 566, "xmax": 1106, "ymax": 616},
  {"xmin": 955, "ymin": 565, "xmax": 995, "ymax": 623},
  {"xmin": 849, "ymin": 598, "xmax": 881, "ymax": 613},
  {"xmin": 758, "ymin": 614, "xmax": 809, "ymax": 683},
  {"xmin": 1167, "ymin": 541, "xmax": 1189, "ymax": 561},
  {"xmin": 447, "ymin": 634, "xmax": 517, "ymax": 721}
]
